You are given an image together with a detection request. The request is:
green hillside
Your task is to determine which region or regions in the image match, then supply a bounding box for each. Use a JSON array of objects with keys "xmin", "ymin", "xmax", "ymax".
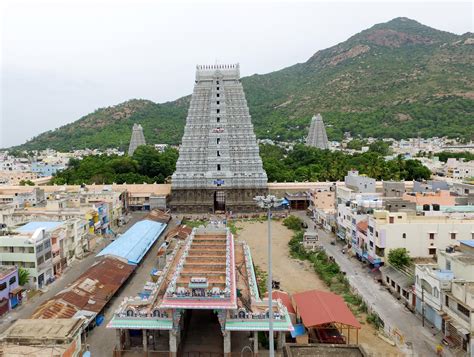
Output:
[{"xmin": 14, "ymin": 17, "xmax": 474, "ymax": 151}]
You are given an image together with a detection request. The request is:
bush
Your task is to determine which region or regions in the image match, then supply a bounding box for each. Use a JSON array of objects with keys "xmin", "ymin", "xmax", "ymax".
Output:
[{"xmin": 283, "ymin": 215, "xmax": 303, "ymax": 231}]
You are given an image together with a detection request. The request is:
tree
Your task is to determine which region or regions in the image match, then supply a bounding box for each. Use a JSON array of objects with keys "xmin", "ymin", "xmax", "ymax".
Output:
[
  {"xmin": 283, "ymin": 215, "xmax": 303, "ymax": 231},
  {"xmin": 388, "ymin": 248, "xmax": 411, "ymax": 269},
  {"xmin": 19, "ymin": 180, "xmax": 35, "ymax": 186},
  {"xmin": 18, "ymin": 267, "xmax": 30, "ymax": 286}
]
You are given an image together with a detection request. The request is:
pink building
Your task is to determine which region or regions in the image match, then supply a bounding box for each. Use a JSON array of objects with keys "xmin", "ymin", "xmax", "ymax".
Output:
[
  {"xmin": 0, "ymin": 266, "xmax": 22, "ymax": 316},
  {"xmin": 403, "ymin": 190, "xmax": 456, "ymax": 207}
]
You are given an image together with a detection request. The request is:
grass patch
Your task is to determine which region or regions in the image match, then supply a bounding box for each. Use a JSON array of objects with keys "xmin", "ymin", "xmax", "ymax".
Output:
[{"xmin": 181, "ymin": 219, "xmax": 207, "ymax": 228}]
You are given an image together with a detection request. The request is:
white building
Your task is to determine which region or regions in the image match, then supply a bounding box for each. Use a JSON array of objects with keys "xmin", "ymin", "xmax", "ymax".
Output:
[
  {"xmin": 0, "ymin": 228, "xmax": 54, "ymax": 289},
  {"xmin": 367, "ymin": 210, "xmax": 474, "ymax": 262}
]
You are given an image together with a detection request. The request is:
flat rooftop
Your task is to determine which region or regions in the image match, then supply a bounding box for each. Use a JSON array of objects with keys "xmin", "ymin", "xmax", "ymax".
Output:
[{"xmin": 1, "ymin": 318, "xmax": 84, "ymax": 342}]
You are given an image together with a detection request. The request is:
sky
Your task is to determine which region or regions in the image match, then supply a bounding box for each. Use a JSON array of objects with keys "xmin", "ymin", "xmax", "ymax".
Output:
[{"xmin": 1, "ymin": 0, "xmax": 472, "ymax": 148}]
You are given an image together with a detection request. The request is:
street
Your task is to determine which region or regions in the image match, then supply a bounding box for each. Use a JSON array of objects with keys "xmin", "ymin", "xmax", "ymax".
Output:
[
  {"xmin": 0, "ymin": 212, "xmax": 147, "ymax": 334},
  {"xmin": 297, "ymin": 212, "xmax": 453, "ymax": 357}
]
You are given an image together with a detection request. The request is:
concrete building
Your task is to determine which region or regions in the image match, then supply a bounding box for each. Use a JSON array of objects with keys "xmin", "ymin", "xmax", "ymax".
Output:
[
  {"xmin": 0, "ymin": 266, "xmax": 22, "ymax": 316},
  {"xmin": 344, "ymin": 170, "xmax": 376, "ymax": 193},
  {"xmin": 436, "ymin": 241, "xmax": 474, "ymax": 354},
  {"xmin": 305, "ymin": 114, "xmax": 329, "ymax": 150},
  {"xmin": 446, "ymin": 158, "xmax": 474, "ymax": 180},
  {"xmin": 0, "ymin": 318, "xmax": 86, "ymax": 356},
  {"xmin": 31, "ymin": 162, "xmax": 66, "ymax": 177},
  {"xmin": 383, "ymin": 181, "xmax": 406, "ymax": 197},
  {"xmin": 0, "ymin": 228, "xmax": 53, "ymax": 289},
  {"xmin": 367, "ymin": 210, "xmax": 474, "ymax": 262},
  {"xmin": 171, "ymin": 64, "xmax": 268, "ymax": 212}
]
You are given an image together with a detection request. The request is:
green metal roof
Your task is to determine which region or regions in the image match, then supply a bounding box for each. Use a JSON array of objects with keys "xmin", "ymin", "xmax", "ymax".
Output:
[
  {"xmin": 107, "ymin": 317, "xmax": 173, "ymax": 330},
  {"xmin": 225, "ymin": 318, "xmax": 293, "ymax": 331}
]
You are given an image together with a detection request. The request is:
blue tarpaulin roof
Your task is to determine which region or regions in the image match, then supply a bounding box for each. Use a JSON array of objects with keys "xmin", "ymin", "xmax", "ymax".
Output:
[
  {"xmin": 96, "ymin": 220, "xmax": 167, "ymax": 265},
  {"xmin": 16, "ymin": 221, "xmax": 63, "ymax": 233},
  {"xmin": 290, "ymin": 323, "xmax": 306, "ymax": 338}
]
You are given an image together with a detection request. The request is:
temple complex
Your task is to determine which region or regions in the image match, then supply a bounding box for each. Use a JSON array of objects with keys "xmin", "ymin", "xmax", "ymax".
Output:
[
  {"xmin": 306, "ymin": 114, "xmax": 329, "ymax": 150},
  {"xmin": 108, "ymin": 224, "xmax": 293, "ymax": 356},
  {"xmin": 128, "ymin": 123, "xmax": 147, "ymax": 156},
  {"xmin": 170, "ymin": 64, "xmax": 268, "ymax": 212}
]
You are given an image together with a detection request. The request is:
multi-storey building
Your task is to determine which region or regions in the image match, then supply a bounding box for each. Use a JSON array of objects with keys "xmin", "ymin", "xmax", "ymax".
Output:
[
  {"xmin": 367, "ymin": 210, "xmax": 474, "ymax": 262},
  {"xmin": 0, "ymin": 228, "xmax": 53, "ymax": 289},
  {"xmin": 0, "ymin": 266, "xmax": 22, "ymax": 316}
]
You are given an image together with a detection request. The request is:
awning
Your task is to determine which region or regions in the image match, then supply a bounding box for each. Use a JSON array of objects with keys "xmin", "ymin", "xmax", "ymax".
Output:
[{"xmin": 290, "ymin": 324, "xmax": 306, "ymax": 338}]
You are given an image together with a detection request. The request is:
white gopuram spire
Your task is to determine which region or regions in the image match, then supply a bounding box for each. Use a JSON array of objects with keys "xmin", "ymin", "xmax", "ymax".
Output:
[
  {"xmin": 128, "ymin": 123, "xmax": 146, "ymax": 156},
  {"xmin": 306, "ymin": 113, "xmax": 329, "ymax": 149}
]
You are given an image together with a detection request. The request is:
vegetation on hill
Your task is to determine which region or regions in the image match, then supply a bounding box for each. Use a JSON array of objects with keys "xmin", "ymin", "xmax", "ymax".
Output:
[
  {"xmin": 436, "ymin": 151, "xmax": 474, "ymax": 162},
  {"xmin": 12, "ymin": 17, "xmax": 474, "ymax": 152},
  {"xmin": 51, "ymin": 143, "xmax": 430, "ymax": 185}
]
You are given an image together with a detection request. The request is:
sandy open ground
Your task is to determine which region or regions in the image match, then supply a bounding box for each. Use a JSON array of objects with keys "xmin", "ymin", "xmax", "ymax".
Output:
[{"xmin": 235, "ymin": 219, "xmax": 404, "ymax": 356}]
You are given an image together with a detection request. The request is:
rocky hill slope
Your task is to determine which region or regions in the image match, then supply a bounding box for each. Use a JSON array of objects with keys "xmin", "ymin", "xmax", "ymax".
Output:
[{"xmin": 14, "ymin": 17, "xmax": 474, "ymax": 151}]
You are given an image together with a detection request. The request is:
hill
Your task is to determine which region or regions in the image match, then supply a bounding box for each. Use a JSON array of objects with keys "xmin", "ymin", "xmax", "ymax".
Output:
[{"xmin": 13, "ymin": 17, "xmax": 474, "ymax": 151}]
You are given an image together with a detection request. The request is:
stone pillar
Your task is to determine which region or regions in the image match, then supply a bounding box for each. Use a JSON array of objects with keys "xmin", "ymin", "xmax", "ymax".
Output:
[
  {"xmin": 223, "ymin": 331, "xmax": 231, "ymax": 356},
  {"xmin": 124, "ymin": 329, "xmax": 131, "ymax": 349},
  {"xmin": 253, "ymin": 331, "xmax": 259, "ymax": 355},
  {"xmin": 116, "ymin": 329, "xmax": 122, "ymax": 351},
  {"xmin": 277, "ymin": 331, "xmax": 285, "ymax": 350},
  {"xmin": 169, "ymin": 331, "xmax": 178, "ymax": 357},
  {"xmin": 143, "ymin": 329, "xmax": 148, "ymax": 352}
]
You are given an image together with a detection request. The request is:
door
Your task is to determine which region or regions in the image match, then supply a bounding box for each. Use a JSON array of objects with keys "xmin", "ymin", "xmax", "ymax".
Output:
[{"xmin": 214, "ymin": 191, "xmax": 226, "ymax": 212}]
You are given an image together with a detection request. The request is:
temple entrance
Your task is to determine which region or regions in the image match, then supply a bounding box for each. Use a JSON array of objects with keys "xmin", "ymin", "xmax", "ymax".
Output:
[
  {"xmin": 214, "ymin": 191, "xmax": 226, "ymax": 212},
  {"xmin": 180, "ymin": 310, "xmax": 223, "ymax": 354}
]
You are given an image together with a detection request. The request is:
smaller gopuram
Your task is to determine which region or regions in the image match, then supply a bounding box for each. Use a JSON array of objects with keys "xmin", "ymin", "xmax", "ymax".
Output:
[
  {"xmin": 128, "ymin": 123, "xmax": 147, "ymax": 156},
  {"xmin": 306, "ymin": 114, "xmax": 329, "ymax": 150}
]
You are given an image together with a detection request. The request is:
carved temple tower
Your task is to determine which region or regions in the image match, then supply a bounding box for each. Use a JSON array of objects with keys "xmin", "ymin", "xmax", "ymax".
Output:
[
  {"xmin": 171, "ymin": 64, "xmax": 268, "ymax": 212},
  {"xmin": 128, "ymin": 123, "xmax": 146, "ymax": 156},
  {"xmin": 306, "ymin": 113, "xmax": 329, "ymax": 149}
]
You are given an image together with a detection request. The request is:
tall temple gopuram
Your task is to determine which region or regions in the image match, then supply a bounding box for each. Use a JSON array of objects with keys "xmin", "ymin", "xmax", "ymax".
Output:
[
  {"xmin": 171, "ymin": 64, "xmax": 268, "ymax": 212},
  {"xmin": 128, "ymin": 123, "xmax": 147, "ymax": 156},
  {"xmin": 306, "ymin": 113, "xmax": 329, "ymax": 149}
]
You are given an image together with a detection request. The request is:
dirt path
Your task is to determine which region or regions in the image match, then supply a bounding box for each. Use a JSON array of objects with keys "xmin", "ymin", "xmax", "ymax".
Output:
[{"xmin": 235, "ymin": 219, "xmax": 404, "ymax": 356}]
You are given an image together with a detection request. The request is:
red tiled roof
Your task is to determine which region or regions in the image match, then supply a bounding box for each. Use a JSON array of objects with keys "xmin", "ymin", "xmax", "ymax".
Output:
[
  {"xmin": 356, "ymin": 220, "xmax": 368, "ymax": 233},
  {"xmin": 292, "ymin": 290, "xmax": 361, "ymax": 329},
  {"xmin": 267, "ymin": 290, "xmax": 296, "ymax": 314}
]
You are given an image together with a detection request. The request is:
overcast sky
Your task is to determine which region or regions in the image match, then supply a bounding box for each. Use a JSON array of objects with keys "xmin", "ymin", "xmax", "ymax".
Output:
[{"xmin": 1, "ymin": 0, "xmax": 472, "ymax": 148}]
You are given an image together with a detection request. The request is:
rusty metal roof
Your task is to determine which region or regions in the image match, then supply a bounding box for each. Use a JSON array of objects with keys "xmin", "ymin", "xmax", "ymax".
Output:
[{"xmin": 32, "ymin": 257, "xmax": 134, "ymax": 319}]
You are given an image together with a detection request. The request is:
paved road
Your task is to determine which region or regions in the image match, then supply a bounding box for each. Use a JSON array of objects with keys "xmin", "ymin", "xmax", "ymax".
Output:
[
  {"xmin": 297, "ymin": 212, "xmax": 453, "ymax": 357},
  {"xmin": 87, "ymin": 216, "xmax": 178, "ymax": 356},
  {"xmin": 0, "ymin": 212, "xmax": 146, "ymax": 334}
]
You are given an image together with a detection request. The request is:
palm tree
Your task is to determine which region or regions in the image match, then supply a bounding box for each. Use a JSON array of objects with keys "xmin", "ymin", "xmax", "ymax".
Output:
[{"xmin": 18, "ymin": 267, "xmax": 30, "ymax": 286}]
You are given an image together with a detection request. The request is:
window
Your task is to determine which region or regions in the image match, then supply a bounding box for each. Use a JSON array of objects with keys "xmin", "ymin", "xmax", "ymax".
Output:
[
  {"xmin": 429, "ymin": 248, "xmax": 436, "ymax": 255},
  {"xmin": 429, "ymin": 233, "xmax": 435, "ymax": 240},
  {"xmin": 217, "ymin": 117, "xmax": 220, "ymax": 123},
  {"xmin": 0, "ymin": 282, "xmax": 6, "ymax": 291},
  {"xmin": 446, "ymin": 260, "xmax": 451, "ymax": 271},
  {"xmin": 216, "ymin": 109, "xmax": 220, "ymax": 114},
  {"xmin": 9, "ymin": 276, "xmax": 16, "ymax": 285},
  {"xmin": 217, "ymin": 93, "xmax": 220, "ymax": 97},
  {"xmin": 450, "ymin": 233, "xmax": 457, "ymax": 240},
  {"xmin": 397, "ymin": 216, "xmax": 402, "ymax": 219},
  {"xmin": 445, "ymin": 295, "xmax": 450, "ymax": 307},
  {"xmin": 44, "ymin": 240, "xmax": 51, "ymax": 249},
  {"xmin": 391, "ymin": 280, "xmax": 395, "ymax": 288},
  {"xmin": 402, "ymin": 233, "xmax": 406, "ymax": 239},
  {"xmin": 216, "ymin": 101, "xmax": 220, "ymax": 105},
  {"xmin": 217, "ymin": 138, "xmax": 220, "ymax": 145},
  {"xmin": 217, "ymin": 164, "xmax": 221, "ymax": 171},
  {"xmin": 376, "ymin": 231, "xmax": 379, "ymax": 237},
  {"xmin": 386, "ymin": 277, "xmax": 390, "ymax": 284},
  {"xmin": 433, "ymin": 287, "xmax": 439, "ymax": 298},
  {"xmin": 216, "ymin": 81, "xmax": 219, "ymax": 85},
  {"xmin": 9, "ymin": 247, "xmax": 14, "ymax": 253},
  {"xmin": 389, "ymin": 217, "xmax": 394, "ymax": 223},
  {"xmin": 217, "ymin": 86, "xmax": 220, "ymax": 90},
  {"xmin": 369, "ymin": 226, "xmax": 374, "ymax": 233},
  {"xmin": 217, "ymin": 151, "xmax": 220, "ymax": 157},
  {"xmin": 457, "ymin": 303, "xmax": 470, "ymax": 317}
]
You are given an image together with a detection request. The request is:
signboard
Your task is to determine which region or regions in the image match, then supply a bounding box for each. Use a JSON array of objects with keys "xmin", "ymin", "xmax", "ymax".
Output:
[{"xmin": 214, "ymin": 179, "xmax": 225, "ymax": 185}]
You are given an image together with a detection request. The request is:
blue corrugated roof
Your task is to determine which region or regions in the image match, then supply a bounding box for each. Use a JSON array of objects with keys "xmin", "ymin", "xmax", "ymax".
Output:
[
  {"xmin": 460, "ymin": 240, "xmax": 474, "ymax": 248},
  {"xmin": 96, "ymin": 220, "xmax": 167, "ymax": 265},
  {"xmin": 16, "ymin": 221, "xmax": 63, "ymax": 233}
]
